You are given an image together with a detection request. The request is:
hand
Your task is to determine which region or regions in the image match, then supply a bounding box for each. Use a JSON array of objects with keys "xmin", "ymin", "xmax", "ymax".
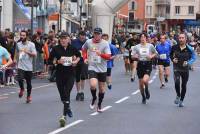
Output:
[
  {"xmin": 147, "ymin": 55, "xmax": 153, "ymax": 60},
  {"xmin": 132, "ymin": 54, "xmax": 139, "ymax": 59},
  {"xmin": 57, "ymin": 59, "xmax": 65, "ymax": 64},
  {"xmin": 0, "ymin": 65, "xmax": 7, "ymax": 70},
  {"xmin": 173, "ymin": 58, "xmax": 178, "ymax": 63},
  {"xmin": 183, "ymin": 61, "xmax": 188, "ymax": 67},
  {"xmin": 84, "ymin": 59, "xmax": 88, "ymax": 64},
  {"xmin": 72, "ymin": 60, "xmax": 78, "ymax": 67},
  {"xmin": 95, "ymin": 50, "xmax": 101, "ymax": 56}
]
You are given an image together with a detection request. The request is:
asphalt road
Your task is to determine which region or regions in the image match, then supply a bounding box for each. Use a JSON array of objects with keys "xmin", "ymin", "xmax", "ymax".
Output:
[{"xmin": 0, "ymin": 58, "xmax": 200, "ymax": 134}]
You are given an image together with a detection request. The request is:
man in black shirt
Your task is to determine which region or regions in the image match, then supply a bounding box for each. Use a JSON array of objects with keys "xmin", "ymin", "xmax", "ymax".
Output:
[
  {"xmin": 170, "ymin": 33, "xmax": 196, "ymax": 107},
  {"xmin": 49, "ymin": 32, "xmax": 81, "ymax": 127}
]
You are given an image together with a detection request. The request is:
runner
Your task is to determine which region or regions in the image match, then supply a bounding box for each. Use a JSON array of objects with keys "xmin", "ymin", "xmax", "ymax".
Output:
[
  {"xmin": 15, "ymin": 30, "xmax": 37, "ymax": 103},
  {"xmin": 82, "ymin": 27, "xmax": 111, "ymax": 112},
  {"xmin": 71, "ymin": 31, "xmax": 87, "ymax": 101},
  {"xmin": 132, "ymin": 32, "xmax": 157, "ymax": 104},
  {"xmin": 156, "ymin": 34, "xmax": 171, "ymax": 89},
  {"xmin": 170, "ymin": 33, "xmax": 196, "ymax": 107},
  {"xmin": 49, "ymin": 32, "xmax": 81, "ymax": 127},
  {"xmin": 101, "ymin": 33, "xmax": 118, "ymax": 90}
]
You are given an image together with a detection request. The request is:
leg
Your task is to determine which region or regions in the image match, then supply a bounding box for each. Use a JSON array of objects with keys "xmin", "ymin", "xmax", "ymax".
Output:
[
  {"xmin": 97, "ymin": 72, "xmax": 107, "ymax": 112},
  {"xmin": 180, "ymin": 71, "xmax": 189, "ymax": 101},
  {"xmin": 158, "ymin": 65, "xmax": 165, "ymax": 87},
  {"xmin": 174, "ymin": 71, "xmax": 181, "ymax": 104},
  {"xmin": 17, "ymin": 69, "xmax": 25, "ymax": 98},
  {"xmin": 143, "ymin": 74, "xmax": 150, "ymax": 100}
]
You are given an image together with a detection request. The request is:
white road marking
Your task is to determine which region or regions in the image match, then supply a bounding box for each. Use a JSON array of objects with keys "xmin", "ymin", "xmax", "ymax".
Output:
[
  {"xmin": 132, "ymin": 90, "xmax": 140, "ymax": 95},
  {"xmin": 115, "ymin": 96, "xmax": 130, "ymax": 104},
  {"xmin": 90, "ymin": 106, "xmax": 112, "ymax": 116},
  {"xmin": 48, "ymin": 120, "xmax": 84, "ymax": 134},
  {"xmin": 0, "ymin": 83, "xmax": 55, "ymax": 97},
  {"xmin": 3, "ymin": 93, "xmax": 9, "ymax": 96}
]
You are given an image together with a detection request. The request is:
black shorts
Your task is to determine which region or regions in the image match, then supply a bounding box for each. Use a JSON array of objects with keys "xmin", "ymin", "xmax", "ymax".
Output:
[
  {"xmin": 44, "ymin": 59, "xmax": 48, "ymax": 65},
  {"xmin": 75, "ymin": 63, "xmax": 88, "ymax": 82},
  {"xmin": 157, "ymin": 60, "xmax": 170, "ymax": 67},
  {"xmin": 88, "ymin": 70, "xmax": 107, "ymax": 82},
  {"xmin": 107, "ymin": 68, "xmax": 112, "ymax": 76},
  {"xmin": 137, "ymin": 61, "xmax": 152, "ymax": 79}
]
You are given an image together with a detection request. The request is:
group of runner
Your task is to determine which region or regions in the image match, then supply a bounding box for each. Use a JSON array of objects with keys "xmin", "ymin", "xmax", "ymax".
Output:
[{"xmin": 0, "ymin": 28, "xmax": 197, "ymax": 127}]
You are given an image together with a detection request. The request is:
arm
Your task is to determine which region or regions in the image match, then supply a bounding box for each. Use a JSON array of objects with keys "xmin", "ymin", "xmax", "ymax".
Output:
[{"xmin": 187, "ymin": 45, "xmax": 196, "ymax": 65}]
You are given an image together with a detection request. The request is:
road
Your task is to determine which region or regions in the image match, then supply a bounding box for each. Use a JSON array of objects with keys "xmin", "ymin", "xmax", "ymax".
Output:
[{"xmin": 0, "ymin": 58, "xmax": 200, "ymax": 134}]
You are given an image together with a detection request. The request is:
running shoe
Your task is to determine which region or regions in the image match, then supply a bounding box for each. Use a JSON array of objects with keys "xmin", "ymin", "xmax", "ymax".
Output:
[
  {"xmin": 107, "ymin": 84, "xmax": 112, "ymax": 90},
  {"xmin": 59, "ymin": 116, "xmax": 66, "ymax": 127},
  {"xmin": 164, "ymin": 75, "xmax": 168, "ymax": 83},
  {"xmin": 142, "ymin": 98, "xmax": 146, "ymax": 104},
  {"xmin": 178, "ymin": 101, "xmax": 184, "ymax": 107},
  {"xmin": 97, "ymin": 105, "xmax": 103, "ymax": 113},
  {"xmin": 80, "ymin": 92, "xmax": 84, "ymax": 101},
  {"xmin": 26, "ymin": 96, "xmax": 32, "ymax": 103},
  {"xmin": 67, "ymin": 108, "xmax": 73, "ymax": 118},
  {"xmin": 174, "ymin": 96, "xmax": 180, "ymax": 104},
  {"xmin": 19, "ymin": 89, "xmax": 24, "ymax": 98},
  {"xmin": 160, "ymin": 83, "xmax": 165, "ymax": 89},
  {"xmin": 76, "ymin": 93, "xmax": 81, "ymax": 101}
]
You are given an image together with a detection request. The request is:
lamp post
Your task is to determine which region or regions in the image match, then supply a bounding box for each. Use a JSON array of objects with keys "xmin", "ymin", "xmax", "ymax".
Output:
[
  {"xmin": 31, "ymin": 0, "xmax": 34, "ymax": 35},
  {"xmin": 59, "ymin": 0, "xmax": 63, "ymax": 31},
  {"xmin": 79, "ymin": 0, "xmax": 83, "ymax": 30},
  {"xmin": 0, "ymin": 5, "xmax": 2, "ymax": 31}
]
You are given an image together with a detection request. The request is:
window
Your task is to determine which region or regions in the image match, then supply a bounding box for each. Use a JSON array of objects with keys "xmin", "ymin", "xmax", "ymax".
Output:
[
  {"xmin": 146, "ymin": 6, "xmax": 152, "ymax": 16},
  {"xmin": 188, "ymin": 6, "xmax": 194, "ymax": 14},
  {"xmin": 166, "ymin": 6, "xmax": 170, "ymax": 14},
  {"xmin": 175, "ymin": 6, "xmax": 180, "ymax": 14},
  {"xmin": 129, "ymin": 12, "xmax": 134, "ymax": 22},
  {"xmin": 129, "ymin": 1, "xmax": 136, "ymax": 10}
]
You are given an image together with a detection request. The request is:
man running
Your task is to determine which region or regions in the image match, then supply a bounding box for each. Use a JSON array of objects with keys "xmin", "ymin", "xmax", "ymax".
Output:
[
  {"xmin": 82, "ymin": 27, "xmax": 111, "ymax": 112},
  {"xmin": 71, "ymin": 31, "xmax": 87, "ymax": 101},
  {"xmin": 16, "ymin": 30, "xmax": 37, "ymax": 103},
  {"xmin": 170, "ymin": 33, "xmax": 196, "ymax": 107},
  {"xmin": 101, "ymin": 33, "xmax": 118, "ymax": 90},
  {"xmin": 156, "ymin": 34, "xmax": 171, "ymax": 89}
]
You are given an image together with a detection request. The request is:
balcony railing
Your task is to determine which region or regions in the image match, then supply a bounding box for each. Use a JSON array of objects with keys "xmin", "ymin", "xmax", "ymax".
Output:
[
  {"xmin": 155, "ymin": 13, "xmax": 170, "ymax": 19},
  {"xmin": 155, "ymin": 0, "xmax": 170, "ymax": 5}
]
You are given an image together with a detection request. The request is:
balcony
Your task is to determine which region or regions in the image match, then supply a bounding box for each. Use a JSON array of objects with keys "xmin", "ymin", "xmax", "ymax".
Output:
[
  {"xmin": 155, "ymin": 0, "xmax": 170, "ymax": 5},
  {"xmin": 155, "ymin": 13, "xmax": 170, "ymax": 19}
]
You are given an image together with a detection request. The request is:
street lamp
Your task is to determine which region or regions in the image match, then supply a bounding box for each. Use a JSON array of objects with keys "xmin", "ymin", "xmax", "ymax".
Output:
[
  {"xmin": 59, "ymin": 0, "xmax": 64, "ymax": 31},
  {"xmin": 79, "ymin": 0, "xmax": 83, "ymax": 30},
  {"xmin": 0, "ymin": 0, "xmax": 2, "ymax": 31}
]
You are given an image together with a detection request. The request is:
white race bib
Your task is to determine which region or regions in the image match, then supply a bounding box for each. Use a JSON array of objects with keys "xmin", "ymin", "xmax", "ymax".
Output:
[
  {"xmin": 89, "ymin": 52, "xmax": 101, "ymax": 63},
  {"xmin": 19, "ymin": 51, "xmax": 25, "ymax": 60},
  {"xmin": 140, "ymin": 48, "xmax": 149, "ymax": 55},
  {"xmin": 61, "ymin": 56, "xmax": 73, "ymax": 66},
  {"xmin": 160, "ymin": 54, "xmax": 167, "ymax": 60}
]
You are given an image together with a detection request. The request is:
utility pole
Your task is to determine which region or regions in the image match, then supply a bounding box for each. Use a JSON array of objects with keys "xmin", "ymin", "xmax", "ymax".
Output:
[
  {"xmin": 59, "ymin": 0, "xmax": 63, "ymax": 31},
  {"xmin": 79, "ymin": 0, "xmax": 82, "ymax": 30},
  {"xmin": 31, "ymin": 0, "xmax": 34, "ymax": 35}
]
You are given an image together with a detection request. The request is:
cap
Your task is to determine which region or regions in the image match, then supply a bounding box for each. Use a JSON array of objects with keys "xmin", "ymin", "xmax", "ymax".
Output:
[
  {"xmin": 94, "ymin": 27, "xmax": 102, "ymax": 34},
  {"xmin": 59, "ymin": 32, "xmax": 70, "ymax": 38}
]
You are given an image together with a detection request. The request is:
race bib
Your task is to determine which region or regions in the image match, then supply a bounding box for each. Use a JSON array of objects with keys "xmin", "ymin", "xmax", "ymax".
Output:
[
  {"xmin": 160, "ymin": 54, "xmax": 167, "ymax": 60},
  {"xmin": 61, "ymin": 56, "xmax": 72, "ymax": 66},
  {"xmin": 89, "ymin": 52, "xmax": 101, "ymax": 63},
  {"xmin": 140, "ymin": 48, "xmax": 149, "ymax": 55},
  {"xmin": 19, "ymin": 51, "xmax": 25, "ymax": 60}
]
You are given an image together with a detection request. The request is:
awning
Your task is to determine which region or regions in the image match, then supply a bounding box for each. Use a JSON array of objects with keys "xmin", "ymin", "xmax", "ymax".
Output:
[
  {"xmin": 184, "ymin": 20, "xmax": 200, "ymax": 26},
  {"xmin": 62, "ymin": 15, "xmax": 80, "ymax": 25}
]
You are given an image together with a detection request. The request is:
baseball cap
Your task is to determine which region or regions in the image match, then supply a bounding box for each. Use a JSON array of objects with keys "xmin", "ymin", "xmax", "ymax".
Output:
[
  {"xmin": 94, "ymin": 27, "xmax": 102, "ymax": 34},
  {"xmin": 59, "ymin": 32, "xmax": 70, "ymax": 38}
]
